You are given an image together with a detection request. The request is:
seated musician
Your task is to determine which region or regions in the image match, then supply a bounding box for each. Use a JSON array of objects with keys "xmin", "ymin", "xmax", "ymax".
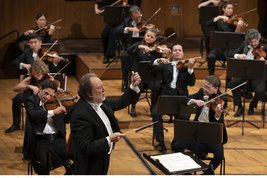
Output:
[
  {"xmin": 16, "ymin": 12, "xmax": 55, "ymax": 44},
  {"xmin": 12, "ymin": 33, "xmax": 67, "ymax": 75},
  {"xmin": 113, "ymin": 5, "xmax": 145, "ymax": 91},
  {"xmin": 5, "ymin": 60, "xmax": 52, "ymax": 134},
  {"xmin": 228, "ymin": 28, "xmax": 266, "ymax": 117},
  {"xmin": 151, "ymin": 43, "xmax": 196, "ymax": 152},
  {"xmin": 206, "ymin": 1, "xmax": 246, "ymax": 75},
  {"xmin": 25, "ymin": 79, "xmax": 70, "ymax": 175},
  {"xmin": 127, "ymin": 28, "xmax": 163, "ymax": 117},
  {"xmin": 171, "ymin": 75, "xmax": 228, "ymax": 175}
]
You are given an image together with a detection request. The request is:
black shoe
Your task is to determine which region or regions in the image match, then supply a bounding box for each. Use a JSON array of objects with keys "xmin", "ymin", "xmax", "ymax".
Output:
[
  {"xmin": 248, "ymin": 107, "xmax": 254, "ymax": 115},
  {"xmin": 5, "ymin": 125, "xmax": 20, "ymax": 133},
  {"xmin": 130, "ymin": 106, "xmax": 137, "ymax": 117},
  {"xmin": 154, "ymin": 144, "xmax": 167, "ymax": 153},
  {"xmin": 234, "ymin": 107, "xmax": 243, "ymax": 117},
  {"xmin": 103, "ymin": 57, "xmax": 109, "ymax": 64}
]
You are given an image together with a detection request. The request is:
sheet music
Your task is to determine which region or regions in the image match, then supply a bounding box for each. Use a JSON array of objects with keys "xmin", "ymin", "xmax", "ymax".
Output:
[{"xmin": 151, "ymin": 152, "xmax": 201, "ymax": 172}]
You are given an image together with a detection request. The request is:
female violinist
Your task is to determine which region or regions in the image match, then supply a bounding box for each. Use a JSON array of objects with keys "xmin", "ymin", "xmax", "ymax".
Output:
[
  {"xmin": 127, "ymin": 28, "xmax": 162, "ymax": 117},
  {"xmin": 171, "ymin": 75, "xmax": 228, "ymax": 175},
  {"xmin": 228, "ymin": 28, "xmax": 266, "ymax": 117},
  {"xmin": 17, "ymin": 12, "xmax": 55, "ymax": 43},
  {"xmin": 206, "ymin": 1, "xmax": 247, "ymax": 75}
]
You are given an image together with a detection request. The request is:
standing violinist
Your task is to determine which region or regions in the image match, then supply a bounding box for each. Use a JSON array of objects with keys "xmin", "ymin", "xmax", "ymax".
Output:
[
  {"xmin": 127, "ymin": 28, "xmax": 162, "ymax": 117},
  {"xmin": 151, "ymin": 43, "xmax": 196, "ymax": 152},
  {"xmin": 114, "ymin": 5, "xmax": 145, "ymax": 91},
  {"xmin": 171, "ymin": 75, "xmax": 228, "ymax": 175},
  {"xmin": 16, "ymin": 12, "xmax": 55, "ymax": 44},
  {"xmin": 206, "ymin": 1, "xmax": 246, "ymax": 75},
  {"xmin": 228, "ymin": 28, "xmax": 266, "ymax": 117}
]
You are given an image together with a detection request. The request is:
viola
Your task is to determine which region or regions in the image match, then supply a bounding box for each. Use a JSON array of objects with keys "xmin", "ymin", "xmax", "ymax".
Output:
[
  {"xmin": 205, "ymin": 95, "xmax": 229, "ymax": 116},
  {"xmin": 175, "ymin": 56, "xmax": 202, "ymax": 69}
]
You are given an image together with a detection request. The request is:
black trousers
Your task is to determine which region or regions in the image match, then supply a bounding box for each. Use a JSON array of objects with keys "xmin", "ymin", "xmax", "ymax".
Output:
[
  {"xmin": 12, "ymin": 92, "xmax": 31, "ymax": 126},
  {"xmin": 228, "ymin": 78, "xmax": 265, "ymax": 108},
  {"xmin": 121, "ymin": 52, "xmax": 134, "ymax": 87},
  {"xmin": 34, "ymin": 135, "xmax": 67, "ymax": 175},
  {"xmin": 101, "ymin": 23, "xmax": 118, "ymax": 58}
]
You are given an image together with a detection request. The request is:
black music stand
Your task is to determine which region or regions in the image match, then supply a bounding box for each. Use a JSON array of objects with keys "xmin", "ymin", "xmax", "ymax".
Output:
[
  {"xmin": 198, "ymin": 6, "xmax": 219, "ymax": 59},
  {"xmin": 105, "ymin": 6, "xmax": 130, "ymax": 67},
  {"xmin": 227, "ymin": 58, "xmax": 265, "ymax": 135}
]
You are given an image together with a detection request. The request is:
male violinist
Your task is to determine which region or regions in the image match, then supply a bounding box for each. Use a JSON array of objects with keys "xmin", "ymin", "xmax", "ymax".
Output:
[
  {"xmin": 114, "ymin": 5, "xmax": 145, "ymax": 91},
  {"xmin": 228, "ymin": 28, "xmax": 266, "ymax": 117},
  {"xmin": 25, "ymin": 79, "xmax": 70, "ymax": 175},
  {"xmin": 171, "ymin": 75, "xmax": 228, "ymax": 175},
  {"xmin": 5, "ymin": 60, "xmax": 52, "ymax": 134},
  {"xmin": 151, "ymin": 43, "xmax": 196, "ymax": 152},
  {"xmin": 13, "ymin": 33, "xmax": 66, "ymax": 75}
]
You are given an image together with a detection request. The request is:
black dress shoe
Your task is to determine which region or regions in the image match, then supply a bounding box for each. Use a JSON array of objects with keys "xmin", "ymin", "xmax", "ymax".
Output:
[
  {"xmin": 234, "ymin": 107, "xmax": 243, "ymax": 117},
  {"xmin": 130, "ymin": 106, "xmax": 137, "ymax": 117},
  {"xmin": 154, "ymin": 144, "xmax": 167, "ymax": 153},
  {"xmin": 248, "ymin": 107, "xmax": 254, "ymax": 115},
  {"xmin": 5, "ymin": 125, "xmax": 20, "ymax": 133},
  {"xmin": 103, "ymin": 57, "xmax": 109, "ymax": 64}
]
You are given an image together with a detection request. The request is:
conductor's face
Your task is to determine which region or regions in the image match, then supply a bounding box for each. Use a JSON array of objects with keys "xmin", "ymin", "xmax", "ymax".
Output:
[
  {"xmin": 90, "ymin": 77, "xmax": 106, "ymax": 104},
  {"xmin": 171, "ymin": 45, "xmax": 184, "ymax": 60}
]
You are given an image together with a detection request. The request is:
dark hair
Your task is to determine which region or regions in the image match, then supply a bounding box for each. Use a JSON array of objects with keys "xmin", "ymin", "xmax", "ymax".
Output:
[
  {"xmin": 205, "ymin": 75, "xmax": 221, "ymax": 88},
  {"xmin": 219, "ymin": 1, "xmax": 234, "ymax": 14},
  {"xmin": 78, "ymin": 73, "xmax": 97, "ymax": 101},
  {"xmin": 171, "ymin": 43, "xmax": 182, "ymax": 50},
  {"xmin": 36, "ymin": 12, "xmax": 47, "ymax": 20},
  {"xmin": 39, "ymin": 79, "xmax": 58, "ymax": 92},
  {"xmin": 27, "ymin": 33, "xmax": 42, "ymax": 41}
]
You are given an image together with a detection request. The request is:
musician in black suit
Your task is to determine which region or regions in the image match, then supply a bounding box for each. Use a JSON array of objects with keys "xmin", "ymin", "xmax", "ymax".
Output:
[
  {"xmin": 13, "ymin": 33, "xmax": 66, "ymax": 75},
  {"xmin": 25, "ymin": 79, "xmax": 69, "ymax": 175},
  {"xmin": 70, "ymin": 72, "xmax": 141, "ymax": 175},
  {"xmin": 151, "ymin": 43, "xmax": 196, "ymax": 152},
  {"xmin": 228, "ymin": 28, "xmax": 266, "ymax": 117},
  {"xmin": 171, "ymin": 75, "xmax": 228, "ymax": 175},
  {"xmin": 114, "ymin": 5, "xmax": 144, "ymax": 91}
]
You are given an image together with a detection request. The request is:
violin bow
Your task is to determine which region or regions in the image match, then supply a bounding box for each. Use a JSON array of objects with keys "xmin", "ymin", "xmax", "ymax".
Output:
[
  {"xmin": 39, "ymin": 40, "xmax": 59, "ymax": 61},
  {"xmin": 204, "ymin": 81, "xmax": 248, "ymax": 105},
  {"xmin": 110, "ymin": 0, "xmax": 122, "ymax": 6},
  {"xmin": 141, "ymin": 8, "xmax": 161, "ymax": 27},
  {"xmin": 158, "ymin": 32, "xmax": 176, "ymax": 44},
  {"xmin": 33, "ymin": 18, "xmax": 63, "ymax": 34},
  {"xmin": 51, "ymin": 60, "xmax": 71, "ymax": 79},
  {"xmin": 237, "ymin": 8, "xmax": 257, "ymax": 17}
]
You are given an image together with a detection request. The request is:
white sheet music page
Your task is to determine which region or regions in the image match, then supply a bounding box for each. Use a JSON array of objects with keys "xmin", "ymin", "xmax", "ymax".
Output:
[{"xmin": 150, "ymin": 152, "xmax": 201, "ymax": 172}]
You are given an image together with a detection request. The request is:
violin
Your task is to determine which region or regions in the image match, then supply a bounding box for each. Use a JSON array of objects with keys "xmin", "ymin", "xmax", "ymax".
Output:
[
  {"xmin": 252, "ymin": 45, "xmax": 267, "ymax": 60},
  {"xmin": 33, "ymin": 19, "xmax": 63, "ymax": 35},
  {"xmin": 226, "ymin": 8, "xmax": 257, "ymax": 26},
  {"xmin": 206, "ymin": 96, "xmax": 228, "ymax": 116},
  {"xmin": 175, "ymin": 56, "xmax": 202, "ymax": 69},
  {"xmin": 40, "ymin": 48, "xmax": 68, "ymax": 63},
  {"xmin": 46, "ymin": 91, "xmax": 78, "ymax": 112},
  {"xmin": 137, "ymin": 8, "xmax": 161, "ymax": 32}
]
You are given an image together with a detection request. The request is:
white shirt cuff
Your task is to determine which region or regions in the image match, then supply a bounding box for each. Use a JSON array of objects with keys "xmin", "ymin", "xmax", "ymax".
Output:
[
  {"xmin": 187, "ymin": 99, "xmax": 194, "ymax": 105},
  {"xmin": 47, "ymin": 110, "xmax": 55, "ymax": 118},
  {"xmin": 106, "ymin": 136, "xmax": 112, "ymax": 154},
  {"xmin": 234, "ymin": 54, "xmax": 239, "ymax": 59},
  {"xmin": 124, "ymin": 27, "xmax": 128, "ymax": 33},
  {"xmin": 130, "ymin": 84, "xmax": 140, "ymax": 93},
  {"xmin": 19, "ymin": 63, "xmax": 23, "ymax": 69},
  {"xmin": 153, "ymin": 59, "xmax": 160, "ymax": 65},
  {"xmin": 187, "ymin": 68, "xmax": 194, "ymax": 74}
]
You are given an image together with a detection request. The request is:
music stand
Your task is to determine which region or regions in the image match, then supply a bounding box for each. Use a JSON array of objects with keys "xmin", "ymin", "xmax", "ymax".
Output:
[
  {"xmin": 105, "ymin": 6, "xmax": 130, "ymax": 67},
  {"xmin": 227, "ymin": 58, "xmax": 265, "ymax": 135}
]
